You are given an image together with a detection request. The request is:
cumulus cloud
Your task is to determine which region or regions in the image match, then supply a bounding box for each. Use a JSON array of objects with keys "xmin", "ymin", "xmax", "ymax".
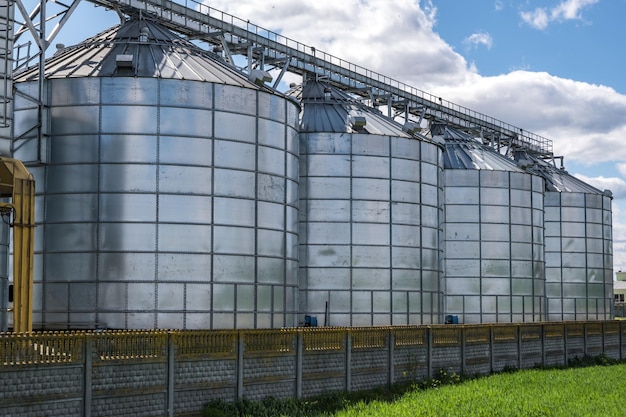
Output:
[
  {"xmin": 203, "ymin": 0, "xmax": 626, "ymax": 166},
  {"xmin": 203, "ymin": 0, "xmax": 626, "ymax": 268},
  {"xmin": 463, "ymin": 32, "xmax": 493, "ymax": 50},
  {"xmin": 574, "ymin": 174, "xmax": 626, "ymax": 198},
  {"xmin": 433, "ymin": 71, "xmax": 626, "ymax": 164},
  {"xmin": 520, "ymin": 0, "xmax": 599, "ymax": 30},
  {"xmin": 204, "ymin": 0, "xmax": 476, "ymax": 90}
]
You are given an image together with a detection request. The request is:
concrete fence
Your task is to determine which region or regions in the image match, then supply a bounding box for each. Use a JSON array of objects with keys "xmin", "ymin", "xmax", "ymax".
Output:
[{"xmin": 1, "ymin": 321, "xmax": 625, "ymax": 417}]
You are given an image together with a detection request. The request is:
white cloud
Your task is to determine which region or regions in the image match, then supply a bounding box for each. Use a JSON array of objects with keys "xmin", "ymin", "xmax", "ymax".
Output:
[
  {"xmin": 204, "ymin": 0, "xmax": 476, "ymax": 91},
  {"xmin": 520, "ymin": 0, "xmax": 599, "ymax": 30},
  {"xmin": 520, "ymin": 8, "xmax": 550, "ymax": 30},
  {"xmin": 202, "ymin": 0, "xmax": 626, "ymax": 271},
  {"xmin": 574, "ymin": 174, "xmax": 626, "ymax": 198},
  {"xmin": 617, "ymin": 163, "xmax": 626, "ymax": 177},
  {"xmin": 202, "ymin": 0, "xmax": 626, "ymax": 168},
  {"xmin": 433, "ymin": 71, "xmax": 626, "ymax": 165},
  {"xmin": 463, "ymin": 32, "xmax": 493, "ymax": 50}
]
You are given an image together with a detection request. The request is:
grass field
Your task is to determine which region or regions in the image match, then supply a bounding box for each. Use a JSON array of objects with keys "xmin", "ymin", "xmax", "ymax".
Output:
[{"xmin": 333, "ymin": 365, "xmax": 626, "ymax": 417}]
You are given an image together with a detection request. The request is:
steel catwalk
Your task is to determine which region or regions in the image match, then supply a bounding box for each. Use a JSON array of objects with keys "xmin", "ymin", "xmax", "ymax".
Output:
[
  {"xmin": 296, "ymin": 81, "xmax": 444, "ymax": 326},
  {"xmin": 439, "ymin": 125, "xmax": 546, "ymax": 324},
  {"xmin": 12, "ymin": 19, "xmax": 300, "ymax": 329}
]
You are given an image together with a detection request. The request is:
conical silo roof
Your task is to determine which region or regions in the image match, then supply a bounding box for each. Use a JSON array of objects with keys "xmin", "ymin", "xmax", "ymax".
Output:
[
  {"xmin": 514, "ymin": 151, "xmax": 609, "ymax": 194},
  {"xmin": 292, "ymin": 80, "xmax": 417, "ymax": 137},
  {"xmin": 14, "ymin": 18, "xmax": 264, "ymax": 88},
  {"xmin": 433, "ymin": 123, "xmax": 524, "ymax": 171}
]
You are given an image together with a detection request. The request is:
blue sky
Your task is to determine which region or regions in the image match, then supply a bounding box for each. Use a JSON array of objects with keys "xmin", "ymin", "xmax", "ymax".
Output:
[
  {"xmin": 433, "ymin": 0, "xmax": 626, "ymax": 94},
  {"xmin": 429, "ymin": 0, "xmax": 626, "ymax": 180},
  {"xmin": 18, "ymin": 0, "xmax": 626, "ymax": 272}
]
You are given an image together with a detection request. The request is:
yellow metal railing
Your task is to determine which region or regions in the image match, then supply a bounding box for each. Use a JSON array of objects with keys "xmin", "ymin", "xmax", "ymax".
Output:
[
  {"xmin": 302, "ymin": 328, "xmax": 344, "ymax": 351},
  {"xmin": 566, "ymin": 322, "xmax": 584, "ymax": 337},
  {"xmin": 464, "ymin": 325, "xmax": 490, "ymax": 344},
  {"xmin": 0, "ymin": 331, "xmax": 83, "ymax": 365},
  {"xmin": 520, "ymin": 324, "xmax": 542, "ymax": 340},
  {"xmin": 493, "ymin": 324, "xmax": 518, "ymax": 342},
  {"xmin": 244, "ymin": 329, "xmax": 295, "ymax": 353},
  {"xmin": 544, "ymin": 324, "xmax": 565, "ymax": 338},
  {"xmin": 0, "ymin": 321, "xmax": 623, "ymax": 365},
  {"xmin": 432, "ymin": 327, "xmax": 461, "ymax": 346},
  {"xmin": 94, "ymin": 330, "xmax": 167, "ymax": 360},
  {"xmin": 352, "ymin": 328, "xmax": 388, "ymax": 349},
  {"xmin": 393, "ymin": 327, "xmax": 427, "ymax": 346},
  {"xmin": 172, "ymin": 330, "xmax": 237, "ymax": 358}
]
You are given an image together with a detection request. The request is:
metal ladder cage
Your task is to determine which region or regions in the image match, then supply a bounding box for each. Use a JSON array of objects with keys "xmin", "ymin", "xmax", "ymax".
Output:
[{"xmin": 0, "ymin": 0, "xmax": 13, "ymax": 130}]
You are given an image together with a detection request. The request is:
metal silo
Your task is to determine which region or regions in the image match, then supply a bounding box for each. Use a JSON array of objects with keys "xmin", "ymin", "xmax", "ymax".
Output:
[
  {"xmin": 11, "ymin": 18, "xmax": 300, "ymax": 330},
  {"xmin": 514, "ymin": 152, "xmax": 613, "ymax": 320},
  {"xmin": 438, "ymin": 124, "xmax": 545, "ymax": 323},
  {"xmin": 296, "ymin": 79, "xmax": 444, "ymax": 326}
]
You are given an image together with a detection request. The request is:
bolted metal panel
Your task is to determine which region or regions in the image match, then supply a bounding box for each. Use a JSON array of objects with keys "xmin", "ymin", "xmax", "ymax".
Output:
[{"xmin": 15, "ymin": 20, "xmax": 300, "ymax": 330}]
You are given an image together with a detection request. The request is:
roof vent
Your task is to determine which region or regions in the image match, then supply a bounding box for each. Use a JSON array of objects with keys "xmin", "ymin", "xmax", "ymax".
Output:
[
  {"xmin": 323, "ymin": 87, "xmax": 332, "ymax": 101},
  {"xmin": 348, "ymin": 112, "xmax": 367, "ymax": 131},
  {"xmin": 248, "ymin": 69, "xmax": 272, "ymax": 86},
  {"xmin": 139, "ymin": 27, "xmax": 150, "ymax": 43},
  {"xmin": 116, "ymin": 54, "xmax": 134, "ymax": 70},
  {"xmin": 403, "ymin": 121, "xmax": 420, "ymax": 135}
]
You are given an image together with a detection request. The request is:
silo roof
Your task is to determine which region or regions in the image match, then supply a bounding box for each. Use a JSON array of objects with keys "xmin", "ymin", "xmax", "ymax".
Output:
[
  {"xmin": 292, "ymin": 81, "xmax": 420, "ymax": 138},
  {"xmin": 515, "ymin": 151, "xmax": 607, "ymax": 194},
  {"xmin": 434, "ymin": 124, "xmax": 524, "ymax": 171},
  {"xmin": 14, "ymin": 18, "xmax": 264, "ymax": 88}
]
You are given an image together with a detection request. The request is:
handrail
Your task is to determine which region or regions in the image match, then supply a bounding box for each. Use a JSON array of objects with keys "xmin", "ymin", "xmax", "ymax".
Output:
[{"xmin": 85, "ymin": 0, "xmax": 553, "ymax": 157}]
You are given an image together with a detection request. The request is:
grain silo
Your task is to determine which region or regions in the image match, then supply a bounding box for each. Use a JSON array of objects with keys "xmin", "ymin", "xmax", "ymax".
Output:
[
  {"xmin": 11, "ymin": 18, "xmax": 300, "ymax": 330},
  {"xmin": 437, "ymin": 124, "xmax": 545, "ymax": 323},
  {"xmin": 514, "ymin": 152, "xmax": 613, "ymax": 320},
  {"xmin": 295, "ymin": 79, "xmax": 444, "ymax": 326}
]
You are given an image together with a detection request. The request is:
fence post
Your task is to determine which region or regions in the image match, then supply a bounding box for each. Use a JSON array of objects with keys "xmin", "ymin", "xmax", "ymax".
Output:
[
  {"xmin": 388, "ymin": 330, "xmax": 394, "ymax": 386},
  {"xmin": 489, "ymin": 325, "xmax": 494, "ymax": 373},
  {"xmin": 541, "ymin": 323, "xmax": 546, "ymax": 367},
  {"xmin": 564, "ymin": 324, "xmax": 568, "ymax": 365},
  {"xmin": 296, "ymin": 331, "xmax": 303, "ymax": 399},
  {"xmin": 83, "ymin": 334, "xmax": 92, "ymax": 417},
  {"xmin": 618, "ymin": 320, "xmax": 624, "ymax": 359},
  {"xmin": 617, "ymin": 320, "xmax": 624, "ymax": 359},
  {"xmin": 517, "ymin": 325, "xmax": 522, "ymax": 369},
  {"xmin": 460, "ymin": 326, "xmax": 466, "ymax": 375},
  {"xmin": 167, "ymin": 333, "xmax": 175, "ymax": 417},
  {"xmin": 426, "ymin": 326, "xmax": 432, "ymax": 378},
  {"xmin": 601, "ymin": 321, "xmax": 605, "ymax": 354},
  {"xmin": 345, "ymin": 331, "xmax": 352, "ymax": 392},
  {"xmin": 237, "ymin": 332, "xmax": 245, "ymax": 400}
]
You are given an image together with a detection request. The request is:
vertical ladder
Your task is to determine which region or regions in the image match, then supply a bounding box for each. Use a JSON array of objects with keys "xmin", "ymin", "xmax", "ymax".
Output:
[{"xmin": 0, "ymin": 0, "xmax": 12, "ymax": 127}]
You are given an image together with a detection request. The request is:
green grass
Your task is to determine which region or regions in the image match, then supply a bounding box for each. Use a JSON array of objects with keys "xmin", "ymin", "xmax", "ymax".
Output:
[
  {"xmin": 204, "ymin": 357, "xmax": 626, "ymax": 417},
  {"xmin": 335, "ymin": 365, "xmax": 626, "ymax": 417}
]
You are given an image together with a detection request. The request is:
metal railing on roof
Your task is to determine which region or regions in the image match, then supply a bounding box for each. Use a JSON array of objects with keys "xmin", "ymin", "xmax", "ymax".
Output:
[{"xmin": 87, "ymin": 0, "xmax": 553, "ymax": 156}]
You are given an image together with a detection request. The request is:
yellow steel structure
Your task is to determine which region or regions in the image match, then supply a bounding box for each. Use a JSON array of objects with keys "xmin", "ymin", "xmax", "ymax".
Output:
[{"xmin": 0, "ymin": 157, "xmax": 35, "ymax": 333}]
